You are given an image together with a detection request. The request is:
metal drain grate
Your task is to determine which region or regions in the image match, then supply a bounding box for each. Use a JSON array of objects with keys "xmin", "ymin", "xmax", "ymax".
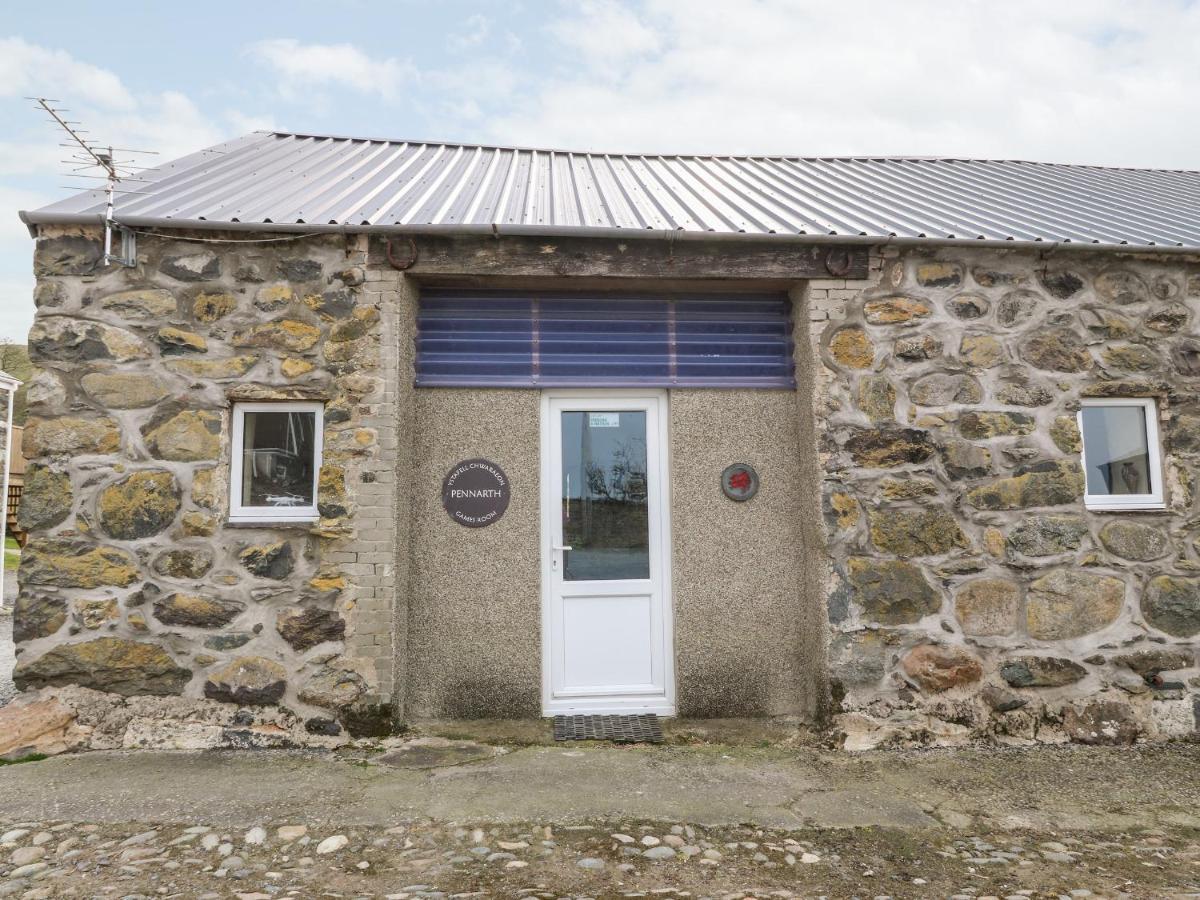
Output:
[{"xmin": 553, "ymin": 714, "xmax": 663, "ymax": 743}]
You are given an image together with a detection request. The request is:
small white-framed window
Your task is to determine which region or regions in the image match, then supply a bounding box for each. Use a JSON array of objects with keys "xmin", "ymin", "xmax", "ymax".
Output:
[
  {"xmin": 1077, "ymin": 398, "xmax": 1164, "ymax": 511},
  {"xmin": 229, "ymin": 401, "xmax": 324, "ymax": 522}
]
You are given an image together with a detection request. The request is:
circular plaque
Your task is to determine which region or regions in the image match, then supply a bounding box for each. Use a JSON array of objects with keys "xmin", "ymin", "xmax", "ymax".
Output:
[
  {"xmin": 721, "ymin": 463, "xmax": 759, "ymax": 502},
  {"xmin": 442, "ymin": 458, "xmax": 511, "ymax": 527}
]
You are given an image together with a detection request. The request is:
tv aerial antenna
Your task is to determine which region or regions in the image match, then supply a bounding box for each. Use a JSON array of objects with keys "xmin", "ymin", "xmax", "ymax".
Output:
[{"xmin": 31, "ymin": 97, "xmax": 158, "ymax": 268}]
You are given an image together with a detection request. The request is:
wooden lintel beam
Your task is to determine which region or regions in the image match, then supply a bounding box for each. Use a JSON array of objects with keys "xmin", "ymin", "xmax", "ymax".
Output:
[{"xmin": 369, "ymin": 234, "xmax": 870, "ymax": 280}]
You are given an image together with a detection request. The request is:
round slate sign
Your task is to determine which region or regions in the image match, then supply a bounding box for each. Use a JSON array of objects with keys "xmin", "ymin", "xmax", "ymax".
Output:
[
  {"xmin": 442, "ymin": 458, "xmax": 511, "ymax": 528},
  {"xmin": 721, "ymin": 463, "xmax": 759, "ymax": 502}
]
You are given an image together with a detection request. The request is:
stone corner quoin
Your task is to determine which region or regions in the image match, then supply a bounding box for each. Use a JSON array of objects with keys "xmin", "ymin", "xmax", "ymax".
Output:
[{"xmin": 8, "ymin": 224, "xmax": 1200, "ymax": 751}]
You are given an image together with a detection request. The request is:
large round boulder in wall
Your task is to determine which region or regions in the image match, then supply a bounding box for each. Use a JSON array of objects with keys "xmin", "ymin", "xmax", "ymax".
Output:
[
  {"xmin": 1026, "ymin": 570, "xmax": 1124, "ymax": 640},
  {"xmin": 1141, "ymin": 576, "xmax": 1200, "ymax": 637},
  {"xmin": 98, "ymin": 471, "xmax": 181, "ymax": 540},
  {"xmin": 17, "ymin": 464, "xmax": 72, "ymax": 531}
]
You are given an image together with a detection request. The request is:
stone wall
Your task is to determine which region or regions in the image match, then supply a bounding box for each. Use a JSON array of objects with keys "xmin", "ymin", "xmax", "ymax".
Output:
[
  {"xmin": 816, "ymin": 247, "xmax": 1200, "ymax": 747},
  {"xmin": 13, "ymin": 223, "xmax": 1200, "ymax": 751},
  {"xmin": 12, "ymin": 226, "xmax": 404, "ymax": 747}
]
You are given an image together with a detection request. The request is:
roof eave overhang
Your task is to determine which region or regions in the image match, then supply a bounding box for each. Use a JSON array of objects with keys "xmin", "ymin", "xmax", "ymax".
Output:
[{"xmin": 18, "ymin": 210, "xmax": 1200, "ymax": 256}]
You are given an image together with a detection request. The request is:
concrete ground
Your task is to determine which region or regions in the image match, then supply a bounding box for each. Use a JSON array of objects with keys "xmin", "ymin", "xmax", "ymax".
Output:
[
  {"xmin": 3, "ymin": 742, "xmax": 1199, "ymax": 832},
  {"xmin": 1, "ymin": 741, "xmax": 1199, "ymax": 897}
]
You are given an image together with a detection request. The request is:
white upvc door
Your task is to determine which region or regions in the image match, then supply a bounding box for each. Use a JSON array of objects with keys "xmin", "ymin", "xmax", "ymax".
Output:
[{"xmin": 540, "ymin": 391, "xmax": 675, "ymax": 715}]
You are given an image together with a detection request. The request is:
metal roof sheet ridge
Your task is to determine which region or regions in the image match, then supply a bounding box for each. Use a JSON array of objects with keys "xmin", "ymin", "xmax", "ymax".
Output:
[
  {"xmin": 257, "ymin": 130, "xmax": 1200, "ymax": 174},
  {"xmin": 666, "ymin": 157, "xmax": 773, "ymax": 233},
  {"xmin": 304, "ymin": 141, "xmax": 413, "ymax": 224},
  {"xmin": 975, "ymin": 160, "xmax": 1198, "ymax": 245},
  {"xmin": 719, "ymin": 158, "xmax": 833, "ymax": 235},
  {"xmin": 803, "ymin": 158, "xmax": 983, "ymax": 239},
  {"xmin": 134, "ymin": 133, "xmax": 320, "ymax": 222},
  {"xmin": 761, "ymin": 158, "xmax": 931, "ymax": 237},
  {"xmin": 224, "ymin": 136, "xmax": 377, "ymax": 223},
  {"xmin": 847, "ymin": 157, "xmax": 1121, "ymax": 244},
  {"xmin": 831, "ymin": 155, "xmax": 1162, "ymax": 245},
  {"xmin": 599, "ymin": 155, "xmax": 666, "ymax": 230},
  {"xmin": 45, "ymin": 131, "xmax": 278, "ymax": 220},
  {"xmin": 677, "ymin": 157, "xmax": 787, "ymax": 233}
]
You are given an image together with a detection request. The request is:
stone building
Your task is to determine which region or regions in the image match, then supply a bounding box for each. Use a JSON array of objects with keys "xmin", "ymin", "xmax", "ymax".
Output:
[{"xmin": 9, "ymin": 132, "xmax": 1200, "ymax": 750}]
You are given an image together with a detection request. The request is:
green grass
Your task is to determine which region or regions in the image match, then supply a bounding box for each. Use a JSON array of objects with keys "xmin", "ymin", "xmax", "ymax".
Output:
[
  {"xmin": 4, "ymin": 536, "xmax": 18, "ymax": 572},
  {"xmin": 0, "ymin": 753, "xmax": 47, "ymax": 766}
]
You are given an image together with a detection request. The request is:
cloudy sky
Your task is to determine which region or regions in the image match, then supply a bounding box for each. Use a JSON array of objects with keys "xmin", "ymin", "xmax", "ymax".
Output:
[{"xmin": 2, "ymin": 0, "xmax": 1198, "ymax": 342}]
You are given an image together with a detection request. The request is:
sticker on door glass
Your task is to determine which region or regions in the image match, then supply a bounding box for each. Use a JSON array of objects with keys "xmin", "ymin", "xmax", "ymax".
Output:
[{"xmin": 587, "ymin": 412, "xmax": 620, "ymax": 428}]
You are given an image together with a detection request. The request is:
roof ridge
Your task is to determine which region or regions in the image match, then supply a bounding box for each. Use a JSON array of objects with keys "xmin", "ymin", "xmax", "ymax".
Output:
[{"xmin": 257, "ymin": 130, "xmax": 1200, "ymax": 174}]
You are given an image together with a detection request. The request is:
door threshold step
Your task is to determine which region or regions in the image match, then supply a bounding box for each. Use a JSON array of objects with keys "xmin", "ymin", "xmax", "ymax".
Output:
[{"xmin": 552, "ymin": 714, "xmax": 663, "ymax": 743}]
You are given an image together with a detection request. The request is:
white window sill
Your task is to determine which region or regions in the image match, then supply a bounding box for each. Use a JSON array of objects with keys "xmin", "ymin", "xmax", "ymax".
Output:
[
  {"xmin": 1083, "ymin": 502, "xmax": 1167, "ymax": 512},
  {"xmin": 226, "ymin": 516, "xmax": 319, "ymax": 528}
]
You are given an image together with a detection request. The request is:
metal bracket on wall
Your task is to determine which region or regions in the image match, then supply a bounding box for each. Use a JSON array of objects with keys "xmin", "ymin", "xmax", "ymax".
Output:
[
  {"xmin": 105, "ymin": 222, "xmax": 136, "ymax": 268},
  {"xmin": 824, "ymin": 247, "xmax": 853, "ymax": 277}
]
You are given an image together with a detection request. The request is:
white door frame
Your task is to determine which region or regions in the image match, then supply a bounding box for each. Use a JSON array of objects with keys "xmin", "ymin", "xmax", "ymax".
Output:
[{"xmin": 539, "ymin": 389, "xmax": 675, "ymax": 716}]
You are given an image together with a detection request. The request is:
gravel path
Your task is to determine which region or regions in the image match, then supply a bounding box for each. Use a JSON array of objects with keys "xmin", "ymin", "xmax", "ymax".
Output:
[
  {"xmin": 0, "ymin": 815, "xmax": 1196, "ymax": 898},
  {"xmin": 1, "ymin": 734, "xmax": 1199, "ymax": 894}
]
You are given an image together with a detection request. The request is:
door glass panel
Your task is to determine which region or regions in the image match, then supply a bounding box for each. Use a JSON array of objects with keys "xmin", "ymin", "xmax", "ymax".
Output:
[
  {"xmin": 1080, "ymin": 405, "xmax": 1151, "ymax": 495},
  {"xmin": 561, "ymin": 410, "xmax": 650, "ymax": 581}
]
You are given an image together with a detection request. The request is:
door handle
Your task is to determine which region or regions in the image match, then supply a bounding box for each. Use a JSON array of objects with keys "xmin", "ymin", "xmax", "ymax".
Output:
[{"xmin": 550, "ymin": 543, "xmax": 572, "ymax": 572}]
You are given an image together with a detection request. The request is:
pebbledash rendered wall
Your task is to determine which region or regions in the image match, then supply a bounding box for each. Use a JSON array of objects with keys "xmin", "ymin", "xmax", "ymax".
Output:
[
  {"xmin": 814, "ymin": 248, "xmax": 1200, "ymax": 748},
  {"xmin": 10, "ymin": 221, "xmax": 1200, "ymax": 751},
  {"xmin": 11, "ymin": 226, "xmax": 408, "ymax": 748}
]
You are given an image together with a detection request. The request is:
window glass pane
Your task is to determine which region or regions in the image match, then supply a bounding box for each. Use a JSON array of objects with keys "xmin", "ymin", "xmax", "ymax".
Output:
[
  {"xmin": 561, "ymin": 410, "xmax": 650, "ymax": 581},
  {"xmin": 241, "ymin": 411, "xmax": 317, "ymax": 508},
  {"xmin": 1080, "ymin": 405, "xmax": 1151, "ymax": 495}
]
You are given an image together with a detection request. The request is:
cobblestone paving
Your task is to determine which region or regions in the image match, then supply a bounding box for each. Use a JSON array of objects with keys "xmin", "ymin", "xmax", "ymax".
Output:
[{"xmin": 0, "ymin": 816, "xmax": 1197, "ymax": 899}]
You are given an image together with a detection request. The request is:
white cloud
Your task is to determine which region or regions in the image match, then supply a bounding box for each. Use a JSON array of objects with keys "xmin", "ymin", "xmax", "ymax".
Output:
[
  {"xmin": 0, "ymin": 186, "xmax": 49, "ymax": 343},
  {"xmin": 0, "ymin": 41, "xmax": 267, "ymax": 344},
  {"xmin": 450, "ymin": 14, "xmax": 491, "ymax": 50},
  {"xmin": 10, "ymin": 90, "xmax": 230, "ymax": 203},
  {"xmin": 0, "ymin": 36, "xmax": 135, "ymax": 109},
  {"xmin": 546, "ymin": 0, "xmax": 660, "ymax": 72},
  {"xmin": 225, "ymin": 110, "xmax": 279, "ymax": 136},
  {"xmin": 430, "ymin": 58, "xmax": 520, "ymax": 109},
  {"xmin": 246, "ymin": 39, "xmax": 419, "ymax": 101},
  {"xmin": 0, "ymin": 141, "xmax": 61, "ymax": 177},
  {"xmin": 488, "ymin": 0, "xmax": 1200, "ymax": 167},
  {"xmin": 105, "ymin": 91, "xmax": 225, "ymax": 164},
  {"xmin": 0, "ymin": 272, "xmax": 35, "ymax": 344},
  {"xmin": 0, "ymin": 39, "xmax": 251, "ymax": 186},
  {"xmin": 0, "ymin": 187, "xmax": 47, "ymax": 242}
]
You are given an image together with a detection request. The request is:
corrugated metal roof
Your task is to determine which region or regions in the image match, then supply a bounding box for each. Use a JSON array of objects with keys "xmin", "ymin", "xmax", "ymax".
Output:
[{"xmin": 21, "ymin": 131, "xmax": 1200, "ymax": 250}]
